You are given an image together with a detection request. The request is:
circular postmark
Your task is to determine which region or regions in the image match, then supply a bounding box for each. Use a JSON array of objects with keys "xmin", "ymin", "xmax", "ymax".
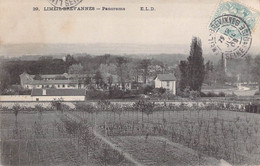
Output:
[
  {"xmin": 208, "ymin": 14, "xmax": 252, "ymax": 59},
  {"xmin": 48, "ymin": 0, "xmax": 83, "ymax": 8}
]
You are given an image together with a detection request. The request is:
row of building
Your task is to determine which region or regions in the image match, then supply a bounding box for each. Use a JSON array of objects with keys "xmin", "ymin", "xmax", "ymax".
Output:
[
  {"xmin": 20, "ymin": 72, "xmax": 133, "ymax": 90},
  {"xmin": 19, "ymin": 72, "xmax": 177, "ymax": 101}
]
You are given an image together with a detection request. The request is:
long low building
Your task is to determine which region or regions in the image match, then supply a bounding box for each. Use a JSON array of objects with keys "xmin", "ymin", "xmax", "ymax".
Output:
[
  {"xmin": 19, "ymin": 72, "xmax": 134, "ymax": 90},
  {"xmin": 20, "ymin": 72, "xmax": 90, "ymax": 89},
  {"xmin": 31, "ymin": 89, "xmax": 86, "ymax": 101}
]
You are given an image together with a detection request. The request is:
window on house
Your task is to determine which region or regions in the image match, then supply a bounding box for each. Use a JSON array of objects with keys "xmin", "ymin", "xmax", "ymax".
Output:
[
  {"xmin": 167, "ymin": 81, "xmax": 170, "ymax": 87},
  {"xmin": 36, "ymin": 98, "xmax": 39, "ymax": 101},
  {"xmin": 58, "ymin": 85, "xmax": 60, "ymax": 88},
  {"xmin": 63, "ymin": 84, "xmax": 65, "ymax": 87}
]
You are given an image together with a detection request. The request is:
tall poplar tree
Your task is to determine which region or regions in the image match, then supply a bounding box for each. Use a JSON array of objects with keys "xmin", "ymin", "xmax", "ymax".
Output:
[
  {"xmin": 116, "ymin": 57, "xmax": 127, "ymax": 89},
  {"xmin": 178, "ymin": 60, "xmax": 189, "ymax": 91},
  {"xmin": 187, "ymin": 37, "xmax": 205, "ymax": 92}
]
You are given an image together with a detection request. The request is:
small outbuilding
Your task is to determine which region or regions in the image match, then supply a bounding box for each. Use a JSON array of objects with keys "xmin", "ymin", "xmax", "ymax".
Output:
[{"xmin": 31, "ymin": 89, "xmax": 86, "ymax": 101}]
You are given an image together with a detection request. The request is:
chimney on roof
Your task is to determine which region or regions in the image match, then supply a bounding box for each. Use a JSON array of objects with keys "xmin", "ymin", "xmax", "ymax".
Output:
[{"xmin": 42, "ymin": 89, "xmax": 47, "ymax": 95}]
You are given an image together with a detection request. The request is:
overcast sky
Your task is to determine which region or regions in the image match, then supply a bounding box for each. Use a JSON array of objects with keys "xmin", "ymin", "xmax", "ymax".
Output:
[{"xmin": 0, "ymin": 0, "xmax": 259, "ymax": 55}]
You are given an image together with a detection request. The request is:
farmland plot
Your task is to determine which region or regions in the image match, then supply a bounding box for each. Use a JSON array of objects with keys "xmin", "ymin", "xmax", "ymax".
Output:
[
  {"xmin": 0, "ymin": 111, "xmax": 132, "ymax": 166},
  {"xmin": 107, "ymin": 136, "xmax": 219, "ymax": 166},
  {"xmin": 2, "ymin": 101, "xmax": 260, "ymax": 166},
  {"xmin": 69, "ymin": 104, "xmax": 260, "ymax": 165},
  {"xmin": 0, "ymin": 112, "xmax": 87, "ymax": 166}
]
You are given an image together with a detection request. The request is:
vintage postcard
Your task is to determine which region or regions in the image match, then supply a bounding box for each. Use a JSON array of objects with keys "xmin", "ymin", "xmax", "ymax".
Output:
[{"xmin": 0, "ymin": 0, "xmax": 260, "ymax": 165}]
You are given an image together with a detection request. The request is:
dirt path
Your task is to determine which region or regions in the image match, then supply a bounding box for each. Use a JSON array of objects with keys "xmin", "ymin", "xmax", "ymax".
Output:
[
  {"xmin": 64, "ymin": 111, "xmax": 141, "ymax": 165},
  {"xmin": 93, "ymin": 130, "xmax": 144, "ymax": 166},
  {"xmin": 66, "ymin": 111, "xmax": 221, "ymax": 166}
]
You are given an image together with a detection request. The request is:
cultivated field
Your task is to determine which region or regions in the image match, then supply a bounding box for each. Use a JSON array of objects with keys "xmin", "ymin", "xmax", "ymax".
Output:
[
  {"xmin": 1, "ymin": 101, "xmax": 260, "ymax": 165},
  {"xmin": 0, "ymin": 112, "xmax": 85, "ymax": 166},
  {"xmin": 70, "ymin": 102, "xmax": 260, "ymax": 165},
  {"xmin": 0, "ymin": 111, "xmax": 131, "ymax": 166}
]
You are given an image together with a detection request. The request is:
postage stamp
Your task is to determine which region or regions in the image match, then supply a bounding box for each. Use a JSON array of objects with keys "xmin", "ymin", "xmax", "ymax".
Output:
[
  {"xmin": 208, "ymin": 0, "xmax": 260, "ymax": 59},
  {"xmin": 47, "ymin": 0, "xmax": 83, "ymax": 8}
]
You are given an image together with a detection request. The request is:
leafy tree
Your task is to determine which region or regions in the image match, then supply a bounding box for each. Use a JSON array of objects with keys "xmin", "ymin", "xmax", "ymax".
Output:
[
  {"xmin": 204, "ymin": 60, "xmax": 214, "ymax": 86},
  {"xmin": 134, "ymin": 100, "xmax": 154, "ymax": 122},
  {"xmin": 0, "ymin": 68, "xmax": 11, "ymax": 93},
  {"xmin": 107, "ymin": 75, "xmax": 113, "ymax": 87},
  {"xmin": 68, "ymin": 64, "xmax": 84, "ymax": 74},
  {"xmin": 116, "ymin": 57, "xmax": 127, "ymax": 89},
  {"xmin": 178, "ymin": 60, "xmax": 189, "ymax": 91},
  {"xmin": 158, "ymin": 87, "xmax": 166, "ymax": 94},
  {"xmin": 84, "ymin": 76, "xmax": 92, "ymax": 86},
  {"xmin": 143, "ymin": 85, "xmax": 154, "ymax": 94},
  {"xmin": 215, "ymin": 54, "xmax": 226, "ymax": 84},
  {"xmin": 94, "ymin": 70, "xmax": 103, "ymax": 88},
  {"xmin": 65, "ymin": 54, "xmax": 78, "ymax": 67},
  {"xmin": 103, "ymin": 54, "xmax": 111, "ymax": 65},
  {"xmin": 139, "ymin": 59, "xmax": 151, "ymax": 84},
  {"xmin": 13, "ymin": 104, "xmax": 21, "ymax": 123},
  {"xmin": 127, "ymin": 61, "xmax": 141, "ymax": 83},
  {"xmin": 39, "ymin": 56, "xmax": 53, "ymax": 61},
  {"xmin": 187, "ymin": 37, "xmax": 205, "ymax": 92}
]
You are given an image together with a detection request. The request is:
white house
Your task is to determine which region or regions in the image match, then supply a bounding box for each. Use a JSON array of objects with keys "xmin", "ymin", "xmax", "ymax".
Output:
[
  {"xmin": 154, "ymin": 74, "xmax": 176, "ymax": 95},
  {"xmin": 31, "ymin": 89, "xmax": 86, "ymax": 101}
]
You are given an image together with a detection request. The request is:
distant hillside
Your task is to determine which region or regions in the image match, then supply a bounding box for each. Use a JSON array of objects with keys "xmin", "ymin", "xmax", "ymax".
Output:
[
  {"xmin": 125, "ymin": 54, "xmax": 187, "ymax": 66},
  {"xmin": 0, "ymin": 43, "xmax": 190, "ymax": 57},
  {"xmin": 1, "ymin": 43, "xmax": 258, "ymax": 65}
]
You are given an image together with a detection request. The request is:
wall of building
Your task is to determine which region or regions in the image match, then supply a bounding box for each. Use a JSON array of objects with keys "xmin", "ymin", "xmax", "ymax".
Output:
[
  {"xmin": 0, "ymin": 95, "xmax": 33, "ymax": 101},
  {"xmin": 0, "ymin": 95, "xmax": 85, "ymax": 102},
  {"xmin": 23, "ymin": 84, "xmax": 82, "ymax": 89},
  {"xmin": 0, "ymin": 101, "xmax": 76, "ymax": 109},
  {"xmin": 23, "ymin": 84, "xmax": 34, "ymax": 89},
  {"xmin": 154, "ymin": 78, "xmax": 176, "ymax": 95},
  {"xmin": 155, "ymin": 78, "xmax": 161, "ymax": 88},
  {"xmin": 32, "ymin": 96, "xmax": 85, "ymax": 101},
  {"xmin": 161, "ymin": 81, "xmax": 173, "ymax": 94}
]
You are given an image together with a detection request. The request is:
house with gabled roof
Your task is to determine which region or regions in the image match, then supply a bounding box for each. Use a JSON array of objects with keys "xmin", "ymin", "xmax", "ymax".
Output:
[
  {"xmin": 31, "ymin": 89, "xmax": 86, "ymax": 101},
  {"xmin": 154, "ymin": 74, "xmax": 177, "ymax": 95}
]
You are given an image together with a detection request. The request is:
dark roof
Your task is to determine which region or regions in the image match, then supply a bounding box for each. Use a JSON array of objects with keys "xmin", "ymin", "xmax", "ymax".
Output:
[
  {"xmin": 31, "ymin": 89, "xmax": 86, "ymax": 96},
  {"xmin": 35, "ymin": 73, "xmax": 91, "ymax": 79},
  {"xmin": 156, "ymin": 74, "xmax": 176, "ymax": 81},
  {"xmin": 20, "ymin": 72, "xmax": 95, "ymax": 86},
  {"xmin": 30, "ymin": 79, "xmax": 78, "ymax": 85}
]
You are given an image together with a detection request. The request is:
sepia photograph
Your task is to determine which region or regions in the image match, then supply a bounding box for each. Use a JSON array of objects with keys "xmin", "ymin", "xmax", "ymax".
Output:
[{"xmin": 0, "ymin": 0, "xmax": 260, "ymax": 165}]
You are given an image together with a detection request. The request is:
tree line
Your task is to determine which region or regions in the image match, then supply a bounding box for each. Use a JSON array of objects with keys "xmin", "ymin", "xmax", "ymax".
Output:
[
  {"xmin": 1, "ymin": 37, "xmax": 260, "ymax": 95},
  {"xmin": 0, "ymin": 54, "xmax": 168, "ymax": 94}
]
